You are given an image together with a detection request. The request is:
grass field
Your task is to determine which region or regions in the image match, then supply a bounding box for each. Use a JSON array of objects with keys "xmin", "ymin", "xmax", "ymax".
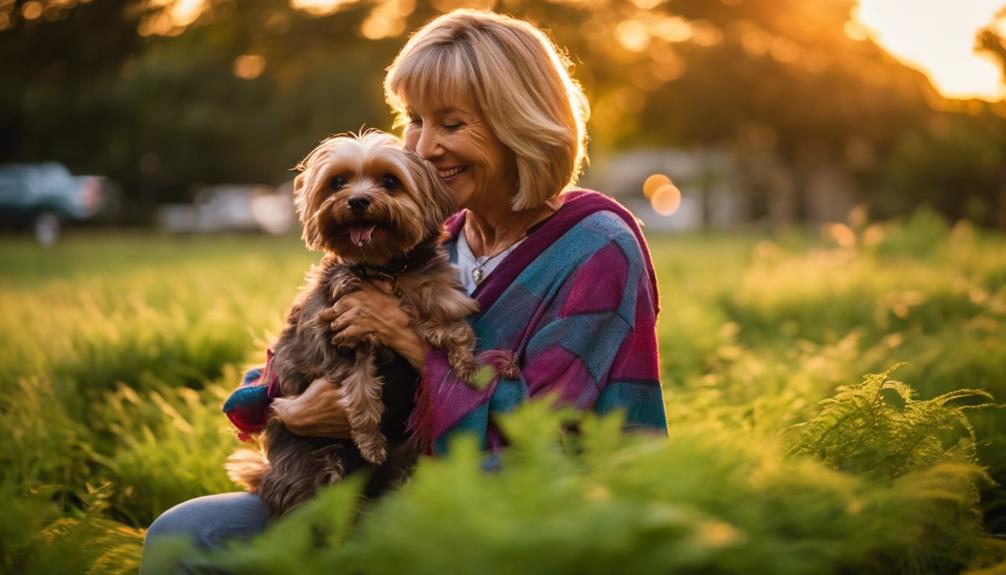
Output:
[{"xmin": 1, "ymin": 210, "xmax": 1004, "ymax": 574}]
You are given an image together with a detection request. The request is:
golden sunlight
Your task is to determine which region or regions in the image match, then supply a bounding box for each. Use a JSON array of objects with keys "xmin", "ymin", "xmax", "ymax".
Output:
[
  {"xmin": 291, "ymin": 0, "xmax": 357, "ymax": 17},
  {"xmin": 166, "ymin": 0, "xmax": 204, "ymax": 27},
  {"xmin": 854, "ymin": 0, "xmax": 1005, "ymax": 101}
]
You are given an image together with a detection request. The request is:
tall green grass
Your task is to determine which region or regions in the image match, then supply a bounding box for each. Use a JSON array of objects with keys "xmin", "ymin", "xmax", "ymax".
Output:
[{"xmin": 1, "ymin": 214, "xmax": 1004, "ymax": 574}]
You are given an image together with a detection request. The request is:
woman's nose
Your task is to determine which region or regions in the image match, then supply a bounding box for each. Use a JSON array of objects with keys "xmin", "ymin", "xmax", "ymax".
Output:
[{"xmin": 414, "ymin": 126, "xmax": 442, "ymax": 160}]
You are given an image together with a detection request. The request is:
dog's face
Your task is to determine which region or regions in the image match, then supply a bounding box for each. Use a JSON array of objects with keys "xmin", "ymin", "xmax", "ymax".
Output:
[{"xmin": 293, "ymin": 131, "xmax": 457, "ymax": 264}]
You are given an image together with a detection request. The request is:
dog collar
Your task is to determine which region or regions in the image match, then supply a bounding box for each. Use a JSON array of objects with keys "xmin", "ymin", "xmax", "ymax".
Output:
[{"xmin": 347, "ymin": 234, "xmax": 441, "ymax": 282}]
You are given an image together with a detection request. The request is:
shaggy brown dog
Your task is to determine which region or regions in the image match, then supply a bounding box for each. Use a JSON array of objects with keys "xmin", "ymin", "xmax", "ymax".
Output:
[{"xmin": 227, "ymin": 131, "xmax": 479, "ymax": 517}]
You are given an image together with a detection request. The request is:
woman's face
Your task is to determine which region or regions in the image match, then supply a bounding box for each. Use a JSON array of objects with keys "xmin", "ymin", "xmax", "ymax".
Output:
[{"xmin": 402, "ymin": 95, "xmax": 518, "ymax": 210}]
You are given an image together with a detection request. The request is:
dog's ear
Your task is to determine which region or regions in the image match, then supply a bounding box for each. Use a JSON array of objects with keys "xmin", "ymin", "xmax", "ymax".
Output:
[{"xmin": 293, "ymin": 170, "xmax": 323, "ymax": 251}]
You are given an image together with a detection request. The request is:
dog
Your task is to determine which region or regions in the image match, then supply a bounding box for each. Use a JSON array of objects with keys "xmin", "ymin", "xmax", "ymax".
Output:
[{"xmin": 226, "ymin": 131, "xmax": 480, "ymax": 517}]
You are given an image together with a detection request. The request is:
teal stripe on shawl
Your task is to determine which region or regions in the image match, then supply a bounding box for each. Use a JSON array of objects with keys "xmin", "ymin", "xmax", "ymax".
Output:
[{"xmin": 595, "ymin": 380, "xmax": 667, "ymax": 429}]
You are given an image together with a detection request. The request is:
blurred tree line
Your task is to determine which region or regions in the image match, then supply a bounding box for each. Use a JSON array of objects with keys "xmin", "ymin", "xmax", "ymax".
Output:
[{"xmin": 2, "ymin": 0, "xmax": 1006, "ymax": 226}]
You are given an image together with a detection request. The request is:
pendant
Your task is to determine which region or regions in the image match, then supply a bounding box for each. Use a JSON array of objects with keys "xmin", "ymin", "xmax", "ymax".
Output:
[{"xmin": 472, "ymin": 267, "xmax": 485, "ymax": 285}]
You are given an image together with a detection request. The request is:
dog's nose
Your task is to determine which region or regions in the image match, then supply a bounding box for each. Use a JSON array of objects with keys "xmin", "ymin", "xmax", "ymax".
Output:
[{"xmin": 348, "ymin": 196, "xmax": 370, "ymax": 212}]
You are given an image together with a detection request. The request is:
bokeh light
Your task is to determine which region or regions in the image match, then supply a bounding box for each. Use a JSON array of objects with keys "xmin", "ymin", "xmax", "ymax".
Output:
[
  {"xmin": 653, "ymin": 16, "xmax": 692, "ymax": 43},
  {"xmin": 21, "ymin": 1, "xmax": 43, "ymax": 20},
  {"xmin": 169, "ymin": 0, "xmax": 205, "ymax": 28},
  {"xmin": 233, "ymin": 54, "xmax": 266, "ymax": 80},
  {"xmin": 360, "ymin": 0, "xmax": 414, "ymax": 39},
  {"xmin": 825, "ymin": 223, "xmax": 856, "ymax": 248},
  {"xmin": 433, "ymin": 0, "xmax": 495, "ymax": 11},
  {"xmin": 643, "ymin": 173, "xmax": 671, "ymax": 198},
  {"xmin": 291, "ymin": 0, "xmax": 356, "ymax": 17},
  {"xmin": 616, "ymin": 19, "xmax": 649, "ymax": 52},
  {"xmin": 650, "ymin": 184, "xmax": 682, "ymax": 216}
]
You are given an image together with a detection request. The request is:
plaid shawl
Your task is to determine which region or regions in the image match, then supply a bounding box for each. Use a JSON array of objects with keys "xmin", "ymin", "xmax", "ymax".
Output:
[{"xmin": 223, "ymin": 189, "xmax": 668, "ymax": 453}]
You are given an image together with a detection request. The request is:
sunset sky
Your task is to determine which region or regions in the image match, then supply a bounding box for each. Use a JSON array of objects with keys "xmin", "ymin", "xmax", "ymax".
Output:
[{"xmin": 854, "ymin": 0, "xmax": 1005, "ymax": 101}]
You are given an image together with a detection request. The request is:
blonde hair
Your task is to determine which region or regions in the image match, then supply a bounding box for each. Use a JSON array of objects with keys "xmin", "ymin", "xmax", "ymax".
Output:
[{"xmin": 384, "ymin": 9, "xmax": 590, "ymax": 210}]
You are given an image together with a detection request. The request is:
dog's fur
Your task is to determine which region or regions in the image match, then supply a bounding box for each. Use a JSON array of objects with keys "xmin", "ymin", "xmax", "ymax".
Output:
[{"xmin": 227, "ymin": 131, "xmax": 479, "ymax": 517}]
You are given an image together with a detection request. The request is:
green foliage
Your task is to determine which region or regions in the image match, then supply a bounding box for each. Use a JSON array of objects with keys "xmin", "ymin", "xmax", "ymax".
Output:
[
  {"xmin": 1, "ymin": 482, "xmax": 144, "ymax": 575},
  {"xmin": 786, "ymin": 366, "xmax": 993, "ymax": 478},
  {"xmin": 95, "ymin": 379, "xmax": 240, "ymax": 525},
  {"xmin": 870, "ymin": 208, "xmax": 952, "ymax": 258},
  {"xmin": 874, "ymin": 111, "xmax": 1006, "ymax": 228},
  {"xmin": 1, "ymin": 223, "xmax": 1004, "ymax": 573},
  {"xmin": 144, "ymin": 394, "xmax": 1000, "ymax": 575}
]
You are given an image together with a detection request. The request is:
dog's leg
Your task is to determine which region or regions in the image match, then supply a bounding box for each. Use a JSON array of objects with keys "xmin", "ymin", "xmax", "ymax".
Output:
[
  {"xmin": 337, "ymin": 349, "xmax": 387, "ymax": 465},
  {"xmin": 415, "ymin": 318, "xmax": 481, "ymax": 384},
  {"xmin": 255, "ymin": 426, "xmax": 349, "ymax": 517},
  {"xmin": 317, "ymin": 269, "xmax": 370, "ymax": 351},
  {"xmin": 398, "ymin": 282, "xmax": 481, "ymax": 385}
]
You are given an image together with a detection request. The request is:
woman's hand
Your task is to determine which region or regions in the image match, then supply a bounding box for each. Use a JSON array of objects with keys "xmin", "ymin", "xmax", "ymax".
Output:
[
  {"xmin": 328, "ymin": 280, "xmax": 431, "ymax": 371},
  {"xmin": 271, "ymin": 378, "xmax": 352, "ymax": 438}
]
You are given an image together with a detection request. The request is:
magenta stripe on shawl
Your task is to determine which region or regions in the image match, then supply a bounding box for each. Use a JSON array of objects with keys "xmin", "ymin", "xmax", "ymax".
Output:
[{"xmin": 409, "ymin": 348, "xmax": 519, "ymax": 451}]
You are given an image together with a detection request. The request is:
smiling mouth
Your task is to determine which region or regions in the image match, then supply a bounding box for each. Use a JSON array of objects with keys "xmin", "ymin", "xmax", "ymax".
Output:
[{"xmin": 438, "ymin": 167, "xmax": 467, "ymax": 181}]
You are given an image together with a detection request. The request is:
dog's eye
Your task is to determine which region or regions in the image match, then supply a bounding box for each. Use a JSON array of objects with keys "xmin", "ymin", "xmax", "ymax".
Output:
[
  {"xmin": 329, "ymin": 176, "xmax": 346, "ymax": 190},
  {"xmin": 381, "ymin": 174, "xmax": 400, "ymax": 190}
]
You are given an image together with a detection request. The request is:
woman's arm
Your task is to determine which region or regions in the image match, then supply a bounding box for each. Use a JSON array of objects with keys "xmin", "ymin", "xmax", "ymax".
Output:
[
  {"xmin": 271, "ymin": 378, "xmax": 353, "ymax": 438},
  {"xmin": 223, "ymin": 373, "xmax": 354, "ymax": 439}
]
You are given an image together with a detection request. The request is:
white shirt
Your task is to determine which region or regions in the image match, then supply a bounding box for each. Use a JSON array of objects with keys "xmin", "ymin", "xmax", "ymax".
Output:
[{"xmin": 455, "ymin": 230, "xmax": 525, "ymax": 295}]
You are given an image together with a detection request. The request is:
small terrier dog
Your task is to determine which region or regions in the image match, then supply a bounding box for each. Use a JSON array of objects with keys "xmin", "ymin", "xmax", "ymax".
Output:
[{"xmin": 227, "ymin": 131, "xmax": 479, "ymax": 517}]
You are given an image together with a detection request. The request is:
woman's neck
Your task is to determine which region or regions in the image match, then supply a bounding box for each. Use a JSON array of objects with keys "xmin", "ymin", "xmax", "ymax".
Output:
[{"xmin": 464, "ymin": 195, "xmax": 563, "ymax": 258}]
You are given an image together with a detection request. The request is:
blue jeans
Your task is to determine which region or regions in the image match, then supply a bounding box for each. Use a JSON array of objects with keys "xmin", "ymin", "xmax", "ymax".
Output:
[{"xmin": 140, "ymin": 492, "xmax": 269, "ymax": 574}]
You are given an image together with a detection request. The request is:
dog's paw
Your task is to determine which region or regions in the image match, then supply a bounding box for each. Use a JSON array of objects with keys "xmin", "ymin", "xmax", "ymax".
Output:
[
  {"xmin": 454, "ymin": 363, "xmax": 477, "ymax": 384},
  {"xmin": 357, "ymin": 434, "xmax": 388, "ymax": 466},
  {"xmin": 448, "ymin": 354, "xmax": 486, "ymax": 388}
]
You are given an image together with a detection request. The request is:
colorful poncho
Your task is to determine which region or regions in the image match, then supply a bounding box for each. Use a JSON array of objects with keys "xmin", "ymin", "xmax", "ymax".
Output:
[{"xmin": 223, "ymin": 189, "xmax": 668, "ymax": 454}]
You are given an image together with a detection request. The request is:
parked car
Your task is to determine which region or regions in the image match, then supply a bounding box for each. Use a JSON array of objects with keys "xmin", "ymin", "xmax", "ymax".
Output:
[
  {"xmin": 156, "ymin": 184, "xmax": 294, "ymax": 235},
  {"xmin": 0, "ymin": 162, "xmax": 105, "ymax": 244}
]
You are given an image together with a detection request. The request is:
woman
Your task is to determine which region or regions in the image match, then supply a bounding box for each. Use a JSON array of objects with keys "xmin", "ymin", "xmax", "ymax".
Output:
[{"xmin": 142, "ymin": 9, "xmax": 666, "ymax": 570}]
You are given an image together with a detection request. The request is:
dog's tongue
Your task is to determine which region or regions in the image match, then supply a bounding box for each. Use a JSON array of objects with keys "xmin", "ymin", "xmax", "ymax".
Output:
[{"xmin": 349, "ymin": 223, "xmax": 377, "ymax": 247}]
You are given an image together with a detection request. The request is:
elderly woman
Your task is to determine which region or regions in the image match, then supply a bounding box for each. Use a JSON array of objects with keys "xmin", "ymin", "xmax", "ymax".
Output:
[{"xmin": 142, "ymin": 9, "xmax": 666, "ymax": 570}]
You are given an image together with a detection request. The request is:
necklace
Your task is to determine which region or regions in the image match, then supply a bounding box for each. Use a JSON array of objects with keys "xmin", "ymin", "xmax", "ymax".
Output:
[
  {"xmin": 464, "ymin": 206, "xmax": 555, "ymax": 286},
  {"xmin": 463, "ymin": 230, "xmax": 525, "ymax": 286},
  {"xmin": 471, "ymin": 248, "xmax": 509, "ymax": 285}
]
